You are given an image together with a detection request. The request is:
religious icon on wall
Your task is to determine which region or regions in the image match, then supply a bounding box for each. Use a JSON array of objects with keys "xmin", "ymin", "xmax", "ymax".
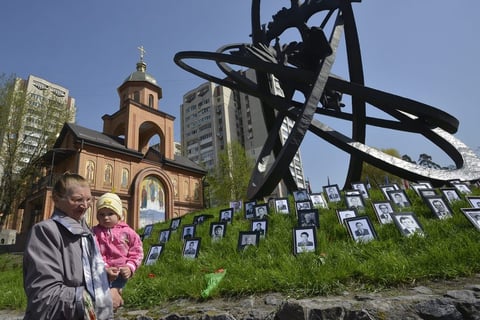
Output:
[{"xmin": 139, "ymin": 175, "xmax": 166, "ymax": 228}]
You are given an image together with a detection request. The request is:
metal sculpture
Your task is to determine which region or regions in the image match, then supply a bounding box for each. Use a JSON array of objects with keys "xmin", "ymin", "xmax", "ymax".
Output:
[{"xmin": 174, "ymin": 0, "xmax": 480, "ymax": 200}]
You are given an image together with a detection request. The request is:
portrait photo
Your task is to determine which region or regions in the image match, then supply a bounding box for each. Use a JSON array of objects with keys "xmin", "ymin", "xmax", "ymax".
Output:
[
  {"xmin": 424, "ymin": 196, "xmax": 453, "ymax": 220},
  {"xmin": 441, "ymin": 188, "xmax": 462, "ymax": 204},
  {"xmin": 275, "ymin": 198, "xmax": 290, "ymax": 214},
  {"xmin": 452, "ymin": 182, "xmax": 472, "ymax": 195},
  {"xmin": 392, "ymin": 213, "xmax": 424, "ymax": 237},
  {"xmin": 169, "ymin": 217, "xmax": 181, "ymax": 231},
  {"xmin": 372, "ymin": 201, "xmax": 394, "ymax": 224},
  {"xmin": 244, "ymin": 200, "xmax": 257, "ymax": 219},
  {"xmin": 379, "ymin": 183, "xmax": 399, "ymax": 200},
  {"xmin": 251, "ymin": 219, "xmax": 268, "ymax": 238},
  {"xmin": 388, "ymin": 189, "xmax": 412, "ymax": 209},
  {"xmin": 345, "ymin": 194, "xmax": 365, "ymax": 211},
  {"xmin": 293, "ymin": 227, "xmax": 317, "ymax": 255},
  {"xmin": 295, "ymin": 200, "xmax": 313, "ymax": 213},
  {"xmin": 193, "ymin": 214, "xmax": 206, "ymax": 225},
  {"xmin": 237, "ymin": 231, "xmax": 259, "ymax": 251},
  {"xmin": 345, "ymin": 216, "xmax": 377, "ymax": 243},
  {"xmin": 460, "ymin": 208, "xmax": 480, "ymax": 231},
  {"xmin": 466, "ymin": 196, "xmax": 480, "ymax": 209},
  {"xmin": 229, "ymin": 200, "xmax": 243, "ymax": 213},
  {"xmin": 210, "ymin": 222, "xmax": 227, "ymax": 241},
  {"xmin": 182, "ymin": 238, "xmax": 201, "ymax": 259},
  {"xmin": 293, "ymin": 189, "xmax": 310, "ymax": 202},
  {"xmin": 323, "ymin": 184, "xmax": 342, "ymax": 203},
  {"xmin": 418, "ymin": 188, "xmax": 438, "ymax": 200},
  {"xmin": 336, "ymin": 208, "xmax": 358, "ymax": 225},
  {"xmin": 144, "ymin": 244, "xmax": 163, "ymax": 265},
  {"xmin": 309, "ymin": 193, "xmax": 328, "ymax": 208},
  {"xmin": 254, "ymin": 204, "xmax": 269, "ymax": 219},
  {"xmin": 181, "ymin": 224, "xmax": 196, "ymax": 240},
  {"xmin": 158, "ymin": 229, "xmax": 171, "ymax": 243},
  {"xmin": 142, "ymin": 224, "xmax": 154, "ymax": 240},
  {"xmin": 297, "ymin": 209, "xmax": 320, "ymax": 228},
  {"xmin": 219, "ymin": 208, "xmax": 234, "ymax": 224},
  {"xmin": 351, "ymin": 182, "xmax": 369, "ymax": 199}
]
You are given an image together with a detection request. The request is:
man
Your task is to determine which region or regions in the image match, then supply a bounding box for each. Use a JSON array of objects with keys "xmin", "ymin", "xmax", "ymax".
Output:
[
  {"xmin": 327, "ymin": 187, "xmax": 340, "ymax": 201},
  {"xmin": 184, "ymin": 241, "xmax": 197, "ymax": 257},
  {"xmin": 253, "ymin": 223, "xmax": 265, "ymax": 235},
  {"xmin": 221, "ymin": 211, "xmax": 232, "ymax": 222},
  {"xmin": 399, "ymin": 216, "xmax": 422, "ymax": 237},
  {"xmin": 212, "ymin": 225, "xmax": 224, "ymax": 240},
  {"xmin": 183, "ymin": 227, "xmax": 194, "ymax": 239},
  {"xmin": 377, "ymin": 204, "xmax": 393, "ymax": 223},
  {"xmin": 393, "ymin": 193, "xmax": 409, "ymax": 208},
  {"xmin": 353, "ymin": 221, "xmax": 373, "ymax": 242},
  {"xmin": 349, "ymin": 196, "xmax": 364, "ymax": 210},
  {"xmin": 255, "ymin": 206, "xmax": 268, "ymax": 219},
  {"xmin": 431, "ymin": 199, "xmax": 451, "ymax": 219},
  {"xmin": 297, "ymin": 232, "xmax": 314, "ymax": 247}
]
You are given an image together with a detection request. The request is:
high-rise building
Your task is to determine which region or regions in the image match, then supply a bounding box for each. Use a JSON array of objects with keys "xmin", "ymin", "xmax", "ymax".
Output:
[{"xmin": 180, "ymin": 69, "xmax": 306, "ymax": 198}]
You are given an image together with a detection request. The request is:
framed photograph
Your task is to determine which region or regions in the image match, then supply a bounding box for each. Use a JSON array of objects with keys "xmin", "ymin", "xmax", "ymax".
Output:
[
  {"xmin": 158, "ymin": 229, "xmax": 171, "ymax": 243},
  {"xmin": 219, "ymin": 208, "xmax": 234, "ymax": 224},
  {"xmin": 466, "ymin": 196, "xmax": 480, "ymax": 208},
  {"xmin": 169, "ymin": 217, "xmax": 181, "ymax": 231},
  {"xmin": 295, "ymin": 200, "xmax": 313, "ymax": 213},
  {"xmin": 309, "ymin": 193, "xmax": 328, "ymax": 208},
  {"xmin": 293, "ymin": 189, "xmax": 310, "ymax": 202},
  {"xmin": 297, "ymin": 209, "xmax": 319, "ymax": 228},
  {"xmin": 210, "ymin": 222, "xmax": 227, "ymax": 241},
  {"xmin": 141, "ymin": 224, "xmax": 154, "ymax": 240},
  {"xmin": 144, "ymin": 244, "xmax": 163, "ymax": 265},
  {"xmin": 251, "ymin": 219, "xmax": 268, "ymax": 238},
  {"xmin": 424, "ymin": 196, "xmax": 453, "ymax": 220},
  {"xmin": 441, "ymin": 188, "xmax": 462, "ymax": 204},
  {"xmin": 293, "ymin": 226, "xmax": 317, "ymax": 255},
  {"xmin": 344, "ymin": 216, "xmax": 377, "ymax": 243},
  {"xmin": 336, "ymin": 208, "xmax": 358, "ymax": 224},
  {"xmin": 388, "ymin": 189, "xmax": 412, "ymax": 209},
  {"xmin": 182, "ymin": 238, "xmax": 201, "ymax": 259},
  {"xmin": 345, "ymin": 194, "xmax": 365, "ymax": 211},
  {"xmin": 237, "ymin": 231, "xmax": 259, "ymax": 251},
  {"xmin": 379, "ymin": 184, "xmax": 400, "ymax": 200},
  {"xmin": 244, "ymin": 200, "xmax": 257, "ymax": 219},
  {"xmin": 460, "ymin": 208, "xmax": 480, "ymax": 231},
  {"xmin": 351, "ymin": 182, "xmax": 369, "ymax": 199},
  {"xmin": 181, "ymin": 224, "xmax": 196, "ymax": 240},
  {"xmin": 418, "ymin": 188, "xmax": 438, "ymax": 200},
  {"xmin": 193, "ymin": 214, "xmax": 206, "ymax": 225},
  {"xmin": 453, "ymin": 182, "xmax": 472, "ymax": 195},
  {"xmin": 323, "ymin": 184, "xmax": 342, "ymax": 203},
  {"xmin": 230, "ymin": 200, "xmax": 243, "ymax": 213},
  {"xmin": 372, "ymin": 201, "xmax": 394, "ymax": 224},
  {"xmin": 254, "ymin": 203, "xmax": 269, "ymax": 219},
  {"xmin": 275, "ymin": 197, "xmax": 290, "ymax": 214},
  {"xmin": 391, "ymin": 213, "xmax": 424, "ymax": 237}
]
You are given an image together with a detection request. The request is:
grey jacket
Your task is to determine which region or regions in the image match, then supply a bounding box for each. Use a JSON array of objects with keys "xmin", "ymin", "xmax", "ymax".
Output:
[{"xmin": 23, "ymin": 210, "xmax": 113, "ymax": 320}]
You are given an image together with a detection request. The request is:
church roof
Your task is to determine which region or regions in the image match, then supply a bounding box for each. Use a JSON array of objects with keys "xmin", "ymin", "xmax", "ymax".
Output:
[{"xmin": 122, "ymin": 60, "xmax": 159, "ymax": 88}]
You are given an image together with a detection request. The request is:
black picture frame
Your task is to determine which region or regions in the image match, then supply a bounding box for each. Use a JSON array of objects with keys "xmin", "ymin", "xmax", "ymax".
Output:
[
  {"xmin": 169, "ymin": 217, "xmax": 181, "ymax": 231},
  {"xmin": 388, "ymin": 189, "xmax": 412, "ymax": 209},
  {"xmin": 295, "ymin": 200, "xmax": 313, "ymax": 213},
  {"xmin": 351, "ymin": 181, "xmax": 369, "ymax": 199},
  {"xmin": 323, "ymin": 184, "xmax": 342, "ymax": 203},
  {"xmin": 181, "ymin": 224, "xmax": 196, "ymax": 240},
  {"xmin": 210, "ymin": 222, "xmax": 227, "ymax": 241},
  {"xmin": 336, "ymin": 208, "xmax": 358, "ymax": 225},
  {"xmin": 466, "ymin": 196, "xmax": 480, "ymax": 208},
  {"xmin": 237, "ymin": 231, "xmax": 259, "ymax": 251},
  {"xmin": 244, "ymin": 200, "xmax": 257, "ymax": 219},
  {"xmin": 144, "ymin": 244, "xmax": 163, "ymax": 265},
  {"xmin": 158, "ymin": 228, "xmax": 171, "ymax": 243},
  {"xmin": 379, "ymin": 184, "xmax": 400, "ymax": 200},
  {"xmin": 309, "ymin": 193, "xmax": 328, "ymax": 209},
  {"xmin": 142, "ymin": 224, "xmax": 154, "ymax": 239},
  {"xmin": 293, "ymin": 189, "xmax": 310, "ymax": 202},
  {"xmin": 460, "ymin": 208, "xmax": 480, "ymax": 231},
  {"xmin": 182, "ymin": 238, "xmax": 201, "ymax": 259},
  {"xmin": 411, "ymin": 183, "xmax": 431, "ymax": 196},
  {"xmin": 345, "ymin": 194, "xmax": 365, "ymax": 211},
  {"xmin": 219, "ymin": 208, "xmax": 234, "ymax": 224},
  {"xmin": 424, "ymin": 196, "xmax": 453, "ymax": 220},
  {"xmin": 250, "ymin": 219, "xmax": 268, "ymax": 238},
  {"xmin": 453, "ymin": 182, "xmax": 472, "ymax": 195},
  {"xmin": 371, "ymin": 201, "xmax": 394, "ymax": 224},
  {"xmin": 293, "ymin": 226, "xmax": 317, "ymax": 255},
  {"xmin": 297, "ymin": 209, "xmax": 320, "ymax": 228},
  {"xmin": 253, "ymin": 203, "xmax": 269, "ymax": 219},
  {"xmin": 229, "ymin": 200, "xmax": 243, "ymax": 213},
  {"xmin": 344, "ymin": 216, "xmax": 377, "ymax": 243},
  {"xmin": 193, "ymin": 214, "xmax": 206, "ymax": 225},
  {"xmin": 391, "ymin": 213, "xmax": 424, "ymax": 237},
  {"xmin": 441, "ymin": 188, "xmax": 462, "ymax": 204},
  {"xmin": 274, "ymin": 197, "xmax": 290, "ymax": 214}
]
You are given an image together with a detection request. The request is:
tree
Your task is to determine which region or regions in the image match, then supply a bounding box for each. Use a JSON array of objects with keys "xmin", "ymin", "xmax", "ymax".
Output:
[
  {"xmin": 205, "ymin": 141, "xmax": 254, "ymax": 206},
  {"xmin": 360, "ymin": 148, "xmax": 404, "ymax": 187},
  {"xmin": 0, "ymin": 74, "xmax": 74, "ymax": 229}
]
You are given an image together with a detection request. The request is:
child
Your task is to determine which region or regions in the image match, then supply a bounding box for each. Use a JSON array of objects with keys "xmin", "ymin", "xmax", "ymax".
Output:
[{"xmin": 93, "ymin": 192, "xmax": 144, "ymax": 296}]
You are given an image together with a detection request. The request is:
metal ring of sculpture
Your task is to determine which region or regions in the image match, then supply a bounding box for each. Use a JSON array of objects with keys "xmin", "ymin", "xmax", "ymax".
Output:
[{"xmin": 174, "ymin": 0, "xmax": 480, "ymax": 200}]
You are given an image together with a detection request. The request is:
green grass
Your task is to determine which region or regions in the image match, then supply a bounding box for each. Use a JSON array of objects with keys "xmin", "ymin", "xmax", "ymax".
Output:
[{"xmin": 2, "ymin": 186, "xmax": 480, "ymax": 311}]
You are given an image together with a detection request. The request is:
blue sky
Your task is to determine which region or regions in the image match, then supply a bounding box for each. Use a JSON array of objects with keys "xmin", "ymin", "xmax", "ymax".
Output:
[{"xmin": 2, "ymin": 1, "xmax": 479, "ymax": 192}]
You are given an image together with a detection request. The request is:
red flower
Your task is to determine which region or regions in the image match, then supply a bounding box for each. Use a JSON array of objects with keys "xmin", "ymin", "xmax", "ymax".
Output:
[{"xmin": 148, "ymin": 273, "xmax": 155, "ymax": 278}]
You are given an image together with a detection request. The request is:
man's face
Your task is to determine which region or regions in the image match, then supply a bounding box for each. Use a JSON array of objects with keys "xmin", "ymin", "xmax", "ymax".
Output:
[
  {"xmin": 401, "ymin": 217, "xmax": 415, "ymax": 228},
  {"xmin": 214, "ymin": 227, "xmax": 222, "ymax": 235},
  {"xmin": 433, "ymin": 201, "xmax": 445, "ymax": 212},
  {"xmin": 356, "ymin": 222, "xmax": 363, "ymax": 229},
  {"xmin": 379, "ymin": 205, "xmax": 388, "ymax": 213}
]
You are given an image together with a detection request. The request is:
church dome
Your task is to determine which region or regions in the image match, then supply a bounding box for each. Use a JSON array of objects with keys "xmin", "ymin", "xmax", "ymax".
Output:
[{"xmin": 123, "ymin": 61, "xmax": 158, "ymax": 86}]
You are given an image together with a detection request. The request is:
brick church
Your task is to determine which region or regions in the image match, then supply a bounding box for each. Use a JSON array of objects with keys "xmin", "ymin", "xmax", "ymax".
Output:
[{"xmin": 20, "ymin": 56, "xmax": 206, "ymax": 233}]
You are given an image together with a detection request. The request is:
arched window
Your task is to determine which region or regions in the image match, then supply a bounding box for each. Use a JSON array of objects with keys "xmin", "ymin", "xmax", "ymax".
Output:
[
  {"xmin": 149, "ymin": 94, "xmax": 154, "ymax": 108},
  {"xmin": 133, "ymin": 91, "xmax": 140, "ymax": 102}
]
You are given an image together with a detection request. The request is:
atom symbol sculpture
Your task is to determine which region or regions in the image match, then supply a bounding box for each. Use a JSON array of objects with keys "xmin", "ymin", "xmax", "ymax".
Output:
[{"xmin": 174, "ymin": 0, "xmax": 480, "ymax": 200}]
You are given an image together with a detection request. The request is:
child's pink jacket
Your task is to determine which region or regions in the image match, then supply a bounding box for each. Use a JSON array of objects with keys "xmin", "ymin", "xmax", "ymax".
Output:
[{"xmin": 93, "ymin": 222, "xmax": 144, "ymax": 273}]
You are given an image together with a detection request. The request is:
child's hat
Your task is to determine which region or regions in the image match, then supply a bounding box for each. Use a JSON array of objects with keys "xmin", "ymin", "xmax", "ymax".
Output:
[{"xmin": 97, "ymin": 192, "xmax": 123, "ymax": 219}]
